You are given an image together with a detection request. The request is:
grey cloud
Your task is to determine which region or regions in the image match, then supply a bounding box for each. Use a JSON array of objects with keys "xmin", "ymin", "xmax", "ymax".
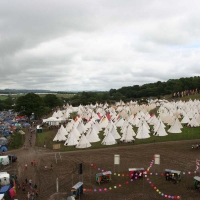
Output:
[{"xmin": 0, "ymin": 0, "xmax": 200, "ymax": 91}]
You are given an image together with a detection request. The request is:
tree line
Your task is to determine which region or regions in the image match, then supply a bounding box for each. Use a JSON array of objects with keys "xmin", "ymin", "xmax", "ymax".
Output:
[
  {"xmin": 68, "ymin": 76, "xmax": 200, "ymax": 105},
  {"xmin": 0, "ymin": 76, "xmax": 200, "ymax": 118},
  {"xmin": 0, "ymin": 93, "xmax": 63, "ymax": 120}
]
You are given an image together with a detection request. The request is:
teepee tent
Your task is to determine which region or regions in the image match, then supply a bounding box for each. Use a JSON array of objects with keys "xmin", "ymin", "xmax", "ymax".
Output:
[
  {"xmin": 153, "ymin": 122, "xmax": 168, "ymax": 136},
  {"xmin": 120, "ymin": 125, "xmax": 135, "ymax": 142},
  {"xmin": 181, "ymin": 114, "xmax": 190, "ymax": 124},
  {"xmin": 76, "ymin": 134, "xmax": 91, "ymax": 148},
  {"xmin": 99, "ymin": 116, "xmax": 109, "ymax": 128},
  {"xmin": 101, "ymin": 131, "xmax": 117, "ymax": 145},
  {"xmin": 168, "ymin": 118, "xmax": 182, "ymax": 133},
  {"xmin": 86, "ymin": 127, "xmax": 100, "ymax": 143},
  {"xmin": 60, "ymin": 125, "xmax": 69, "ymax": 136},
  {"xmin": 64, "ymin": 132, "xmax": 78, "ymax": 146},
  {"xmin": 136, "ymin": 122, "xmax": 150, "ymax": 139},
  {"xmin": 188, "ymin": 117, "xmax": 199, "ymax": 127},
  {"xmin": 53, "ymin": 129, "xmax": 67, "ymax": 141}
]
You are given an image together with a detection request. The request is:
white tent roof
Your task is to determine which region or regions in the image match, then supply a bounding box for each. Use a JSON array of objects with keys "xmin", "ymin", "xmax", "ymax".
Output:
[
  {"xmin": 86, "ymin": 127, "xmax": 100, "ymax": 143},
  {"xmin": 168, "ymin": 119, "xmax": 182, "ymax": 133},
  {"xmin": 154, "ymin": 122, "xmax": 168, "ymax": 136},
  {"xmin": 101, "ymin": 131, "xmax": 117, "ymax": 145},
  {"xmin": 64, "ymin": 132, "xmax": 78, "ymax": 146},
  {"xmin": 76, "ymin": 134, "xmax": 91, "ymax": 148},
  {"xmin": 53, "ymin": 129, "xmax": 67, "ymax": 141},
  {"xmin": 136, "ymin": 123, "xmax": 150, "ymax": 139}
]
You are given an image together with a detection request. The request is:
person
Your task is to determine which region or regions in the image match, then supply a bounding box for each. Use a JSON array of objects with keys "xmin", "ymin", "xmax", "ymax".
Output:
[
  {"xmin": 35, "ymin": 189, "xmax": 39, "ymax": 197},
  {"xmin": 25, "ymin": 178, "xmax": 28, "ymax": 185},
  {"xmin": 29, "ymin": 179, "xmax": 32, "ymax": 186},
  {"xmin": 34, "ymin": 183, "xmax": 37, "ymax": 189},
  {"xmin": 22, "ymin": 185, "xmax": 26, "ymax": 194},
  {"xmin": 27, "ymin": 191, "xmax": 30, "ymax": 199},
  {"xmin": 24, "ymin": 164, "xmax": 27, "ymax": 169},
  {"xmin": 50, "ymin": 164, "xmax": 53, "ymax": 170},
  {"xmin": 45, "ymin": 165, "xmax": 47, "ymax": 170},
  {"xmin": 30, "ymin": 191, "xmax": 34, "ymax": 200},
  {"xmin": 33, "ymin": 160, "xmax": 36, "ymax": 166}
]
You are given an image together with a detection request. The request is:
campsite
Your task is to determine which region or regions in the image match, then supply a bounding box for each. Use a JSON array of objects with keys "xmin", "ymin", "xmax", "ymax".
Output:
[{"xmin": 1, "ymin": 99, "xmax": 200, "ymax": 199}]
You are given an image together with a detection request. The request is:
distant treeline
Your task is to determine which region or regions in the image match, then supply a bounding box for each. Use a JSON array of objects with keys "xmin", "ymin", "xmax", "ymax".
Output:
[
  {"xmin": 66, "ymin": 76, "xmax": 200, "ymax": 105},
  {"xmin": 1, "ymin": 76, "xmax": 200, "ymax": 108},
  {"xmin": 109, "ymin": 76, "xmax": 200, "ymax": 99}
]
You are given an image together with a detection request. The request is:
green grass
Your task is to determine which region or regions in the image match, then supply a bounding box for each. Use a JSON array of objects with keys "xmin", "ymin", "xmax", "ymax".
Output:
[
  {"xmin": 0, "ymin": 96, "xmax": 8, "ymax": 100},
  {"xmin": 36, "ymin": 125, "xmax": 200, "ymax": 152},
  {"xmin": 9, "ymin": 132, "xmax": 25, "ymax": 149},
  {"xmin": 163, "ymin": 93, "xmax": 200, "ymax": 102}
]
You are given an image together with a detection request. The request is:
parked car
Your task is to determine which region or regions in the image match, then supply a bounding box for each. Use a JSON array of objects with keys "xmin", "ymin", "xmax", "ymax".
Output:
[{"xmin": 8, "ymin": 154, "xmax": 17, "ymax": 162}]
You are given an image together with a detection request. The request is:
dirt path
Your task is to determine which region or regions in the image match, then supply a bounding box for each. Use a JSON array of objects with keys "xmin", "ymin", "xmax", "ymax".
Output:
[{"xmin": 6, "ymin": 128, "xmax": 200, "ymax": 200}]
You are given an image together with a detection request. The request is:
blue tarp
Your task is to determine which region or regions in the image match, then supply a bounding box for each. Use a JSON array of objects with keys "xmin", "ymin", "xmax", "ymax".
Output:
[
  {"xmin": 0, "ymin": 184, "xmax": 11, "ymax": 194},
  {"xmin": 0, "ymin": 146, "xmax": 8, "ymax": 153},
  {"xmin": 22, "ymin": 122, "xmax": 30, "ymax": 127},
  {"xmin": 3, "ymin": 131, "xmax": 10, "ymax": 137}
]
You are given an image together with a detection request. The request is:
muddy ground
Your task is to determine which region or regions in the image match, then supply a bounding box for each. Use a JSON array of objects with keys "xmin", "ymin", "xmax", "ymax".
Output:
[{"xmin": 5, "ymin": 129, "xmax": 200, "ymax": 200}]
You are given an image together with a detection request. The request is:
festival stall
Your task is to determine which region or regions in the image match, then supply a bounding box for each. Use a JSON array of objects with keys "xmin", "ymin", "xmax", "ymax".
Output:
[
  {"xmin": 193, "ymin": 176, "xmax": 200, "ymax": 189},
  {"xmin": 129, "ymin": 168, "xmax": 144, "ymax": 179},
  {"xmin": 165, "ymin": 169, "xmax": 181, "ymax": 184},
  {"xmin": 70, "ymin": 182, "xmax": 83, "ymax": 199},
  {"xmin": 96, "ymin": 171, "xmax": 112, "ymax": 185}
]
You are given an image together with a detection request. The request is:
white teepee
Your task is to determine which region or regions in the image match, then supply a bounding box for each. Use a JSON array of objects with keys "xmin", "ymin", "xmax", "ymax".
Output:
[
  {"xmin": 86, "ymin": 127, "xmax": 100, "ymax": 143},
  {"xmin": 101, "ymin": 132, "xmax": 117, "ymax": 145},
  {"xmin": 64, "ymin": 132, "xmax": 78, "ymax": 146},
  {"xmin": 53, "ymin": 129, "xmax": 67, "ymax": 142},
  {"xmin": 76, "ymin": 134, "xmax": 91, "ymax": 148},
  {"xmin": 136, "ymin": 123, "xmax": 150, "ymax": 139}
]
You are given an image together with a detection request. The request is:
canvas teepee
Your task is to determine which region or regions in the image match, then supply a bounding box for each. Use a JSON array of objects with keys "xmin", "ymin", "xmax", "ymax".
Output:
[
  {"xmin": 101, "ymin": 131, "xmax": 117, "ymax": 145},
  {"xmin": 76, "ymin": 134, "xmax": 91, "ymax": 148},
  {"xmin": 64, "ymin": 132, "xmax": 78, "ymax": 146},
  {"xmin": 53, "ymin": 129, "xmax": 67, "ymax": 142}
]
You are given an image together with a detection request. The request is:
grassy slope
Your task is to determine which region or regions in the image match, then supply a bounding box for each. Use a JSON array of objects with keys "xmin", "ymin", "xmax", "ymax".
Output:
[
  {"xmin": 36, "ymin": 94, "xmax": 200, "ymax": 151},
  {"xmin": 36, "ymin": 125, "xmax": 200, "ymax": 152}
]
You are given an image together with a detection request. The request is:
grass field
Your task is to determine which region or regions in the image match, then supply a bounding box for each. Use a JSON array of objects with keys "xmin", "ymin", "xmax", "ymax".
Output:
[
  {"xmin": 36, "ymin": 125, "xmax": 200, "ymax": 152},
  {"xmin": 0, "ymin": 96, "xmax": 9, "ymax": 100}
]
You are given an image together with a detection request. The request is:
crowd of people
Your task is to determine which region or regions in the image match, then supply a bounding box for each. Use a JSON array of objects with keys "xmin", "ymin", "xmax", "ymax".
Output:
[
  {"xmin": 20, "ymin": 178, "xmax": 38, "ymax": 199},
  {"xmin": 173, "ymin": 88, "xmax": 199, "ymax": 98}
]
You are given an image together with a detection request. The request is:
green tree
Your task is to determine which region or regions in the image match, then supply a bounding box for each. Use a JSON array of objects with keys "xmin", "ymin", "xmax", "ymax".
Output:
[
  {"xmin": 14, "ymin": 93, "xmax": 44, "ymax": 120},
  {"xmin": 43, "ymin": 94, "xmax": 62, "ymax": 108}
]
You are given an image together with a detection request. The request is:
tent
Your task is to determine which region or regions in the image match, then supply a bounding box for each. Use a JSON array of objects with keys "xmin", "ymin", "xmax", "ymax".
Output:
[
  {"xmin": 101, "ymin": 131, "xmax": 117, "ymax": 145},
  {"xmin": 0, "ymin": 146, "xmax": 8, "ymax": 153},
  {"xmin": 64, "ymin": 132, "xmax": 78, "ymax": 146},
  {"xmin": 153, "ymin": 123, "xmax": 168, "ymax": 136},
  {"xmin": 168, "ymin": 118, "xmax": 182, "ymax": 133},
  {"xmin": 86, "ymin": 127, "xmax": 100, "ymax": 143},
  {"xmin": 0, "ymin": 184, "xmax": 11, "ymax": 194},
  {"xmin": 76, "ymin": 134, "xmax": 91, "ymax": 148},
  {"xmin": 0, "ymin": 137, "xmax": 8, "ymax": 145},
  {"xmin": 53, "ymin": 129, "xmax": 67, "ymax": 142},
  {"xmin": 136, "ymin": 123, "xmax": 150, "ymax": 139}
]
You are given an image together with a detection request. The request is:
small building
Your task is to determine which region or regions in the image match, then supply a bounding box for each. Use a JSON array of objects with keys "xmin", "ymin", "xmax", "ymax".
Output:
[
  {"xmin": 193, "ymin": 176, "xmax": 200, "ymax": 189},
  {"xmin": 165, "ymin": 169, "xmax": 181, "ymax": 183},
  {"xmin": 129, "ymin": 168, "xmax": 144, "ymax": 179},
  {"xmin": 0, "ymin": 172, "xmax": 10, "ymax": 186},
  {"xmin": 70, "ymin": 182, "xmax": 83, "ymax": 199},
  {"xmin": 96, "ymin": 171, "xmax": 112, "ymax": 185}
]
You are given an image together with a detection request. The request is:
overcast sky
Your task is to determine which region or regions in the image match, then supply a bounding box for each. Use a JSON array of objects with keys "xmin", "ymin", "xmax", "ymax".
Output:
[{"xmin": 1, "ymin": 0, "xmax": 200, "ymax": 91}]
